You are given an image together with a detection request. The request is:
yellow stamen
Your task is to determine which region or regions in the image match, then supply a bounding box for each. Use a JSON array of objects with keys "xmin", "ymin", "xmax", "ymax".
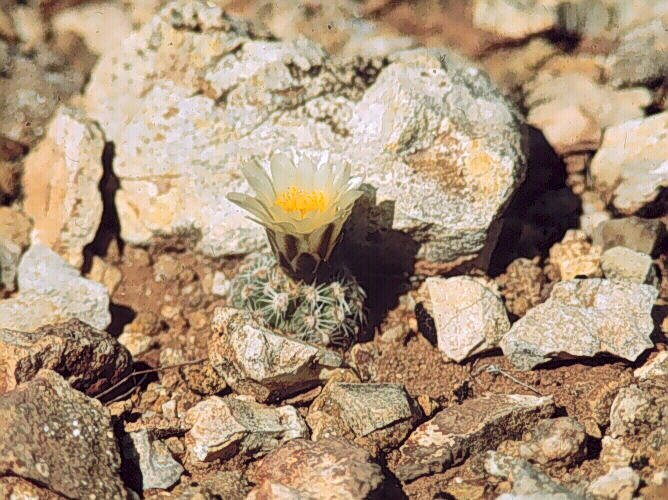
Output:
[{"xmin": 275, "ymin": 186, "xmax": 327, "ymax": 219}]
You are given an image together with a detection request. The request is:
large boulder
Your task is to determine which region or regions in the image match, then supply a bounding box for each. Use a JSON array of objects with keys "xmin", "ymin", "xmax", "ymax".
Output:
[{"xmin": 82, "ymin": 0, "xmax": 526, "ymax": 264}]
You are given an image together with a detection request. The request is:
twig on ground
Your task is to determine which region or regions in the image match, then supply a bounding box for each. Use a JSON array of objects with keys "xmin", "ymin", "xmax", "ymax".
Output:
[{"xmin": 471, "ymin": 363, "xmax": 544, "ymax": 396}]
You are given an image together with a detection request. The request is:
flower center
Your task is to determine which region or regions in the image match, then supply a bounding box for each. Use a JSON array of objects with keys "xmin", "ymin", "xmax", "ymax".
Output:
[{"xmin": 275, "ymin": 186, "xmax": 327, "ymax": 219}]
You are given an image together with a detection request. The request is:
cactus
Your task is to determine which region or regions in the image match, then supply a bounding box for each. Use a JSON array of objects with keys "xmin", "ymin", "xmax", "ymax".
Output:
[{"xmin": 230, "ymin": 254, "xmax": 366, "ymax": 348}]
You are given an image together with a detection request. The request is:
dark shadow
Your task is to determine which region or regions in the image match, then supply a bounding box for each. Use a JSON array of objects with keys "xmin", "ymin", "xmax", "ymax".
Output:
[
  {"xmin": 117, "ymin": 430, "xmax": 145, "ymax": 494},
  {"xmin": 98, "ymin": 361, "xmax": 156, "ymax": 405},
  {"xmin": 108, "ymin": 303, "xmax": 137, "ymax": 337},
  {"xmin": 650, "ymin": 304, "xmax": 668, "ymax": 345},
  {"xmin": 489, "ymin": 126, "xmax": 581, "ymax": 275},
  {"xmin": 82, "ymin": 141, "xmax": 123, "ymax": 274},
  {"xmin": 534, "ymin": 353, "xmax": 632, "ymax": 371},
  {"xmin": 332, "ymin": 185, "xmax": 419, "ymax": 341}
]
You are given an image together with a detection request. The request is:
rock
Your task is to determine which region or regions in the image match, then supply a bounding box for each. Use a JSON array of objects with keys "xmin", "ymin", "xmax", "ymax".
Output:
[
  {"xmin": 601, "ymin": 246, "xmax": 657, "ymax": 285},
  {"xmin": 500, "ymin": 279, "xmax": 657, "ymax": 370},
  {"xmin": 83, "ymin": 0, "xmax": 526, "ymax": 264},
  {"xmin": 194, "ymin": 470, "xmax": 252, "ymax": 499},
  {"xmin": 247, "ymin": 480, "xmax": 305, "ymax": 500},
  {"xmin": 0, "ymin": 476, "xmax": 58, "ymax": 499},
  {"xmin": 587, "ymin": 467, "xmax": 639, "ymax": 500},
  {"xmin": 87, "ymin": 256, "xmax": 123, "ymax": 295},
  {"xmin": 547, "ymin": 229, "xmax": 602, "ymax": 280},
  {"xmin": 0, "ymin": 244, "xmax": 111, "ymax": 331},
  {"xmin": 0, "ymin": 319, "xmax": 131, "ymax": 395},
  {"xmin": 592, "ymin": 216, "xmax": 665, "ymax": 255},
  {"xmin": 393, "ymin": 393, "xmax": 554, "ymax": 481},
  {"xmin": 606, "ymin": 20, "xmax": 668, "ymax": 87},
  {"xmin": 0, "ymin": 237, "xmax": 20, "ymax": 293},
  {"xmin": 600, "ymin": 436, "xmax": 633, "ymax": 469},
  {"xmin": 208, "ymin": 307, "xmax": 342, "ymax": 402},
  {"xmin": 473, "ymin": 0, "xmax": 557, "ymax": 40},
  {"xmin": 420, "ymin": 276, "xmax": 509, "ymax": 361},
  {"xmin": 524, "ymin": 73, "xmax": 651, "ymax": 155},
  {"xmin": 211, "ymin": 270, "xmax": 231, "ymax": 297},
  {"xmin": 184, "ymin": 395, "xmax": 308, "ymax": 462},
  {"xmin": 496, "ymin": 257, "xmax": 546, "ymax": 317},
  {"xmin": 609, "ymin": 379, "xmax": 668, "ymax": 438},
  {"xmin": 634, "ymin": 351, "xmax": 668, "ymax": 380},
  {"xmin": 52, "ymin": 2, "xmax": 134, "ymax": 56},
  {"xmin": 23, "ymin": 106, "xmax": 105, "ymax": 268},
  {"xmin": 590, "ymin": 112, "xmax": 668, "ymax": 215},
  {"xmin": 11, "ymin": 6, "xmax": 45, "ymax": 50},
  {"xmin": 0, "ymin": 370, "xmax": 125, "ymax": 499},
  {"xmin": 484, "ymin": 451, "xmax": 582, "ymax": 499},
  {"xmin": 0, "ymin": 207, "xmax": 32, "ymax": 249},
  {"xmin": 121, "ymin": 430, "xmax": 184, "ymax": 491},
  {"xmin": 497, "ymin": 417, "xmax": 586, "ymax": 467},
  {"xmin": 251, "ymin": 438, "xmax": 384, "ymax": 499},
  {"xmin": 118, "ymin": 330, "xmax": 155, "ymax": 357},
  {"xmin": 306, "ymin": 381, "xmax": 422, "ymax": 456}
]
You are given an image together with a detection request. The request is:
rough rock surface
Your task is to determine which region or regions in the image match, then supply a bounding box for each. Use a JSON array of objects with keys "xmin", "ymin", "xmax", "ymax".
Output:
[
  {"xmin": 601, "ymin": 246, "xmax": 657, "ymax": 285},
  {"xmin": 121, "ymin": 430, "xmax": 184, "ymax": 491},
  {"xmin": 23, "ymin": 106, "xmax": 105, "ymax": 268},
  {"xmin": 208, "ymin": 307, "xmax": 342, "ymax": 402},
  {"xmin": 500, "ymin": 279, "xmax": 657, "ymax": 370},
  {"xmin": 185, "ymin": 395, "xmax": 308, "ymax": 461},
  {"xmin": 590, "ymin": 112, "xmax": 668, "ymax": 215},
  {"xmin": 634, "ymin": 351, "xmax": 668, "ymax": 380},
  {"xmin": 393, "ymin": 393, "xmax": 554, "ymax": 481},
  {"xmin": 473, "ymin": 0, "xmax": 557, "ymax": 40},
  {"xmin": 587, "ymin": 467, "xmax": 639, "ymax": 500},
  {"xmin": 421, "ymin": 276, "xmax": 510, "ymax": 361},
  {"xmin": 0, "ymin": 370, "xmax": 125, "ymax": 499},
  {"xmin": 547, "ymin": 229, "xmax": 602, "ymax": 281},
  {"xmin": 82, "ymin": 0, "xmax": 526, "ymax": 264},
  {"xmin": 0, "ymin": 245, "xmax": 111, "ymax": 332},
  {"xmin": 0, "ymin": 319, "xmax": 131, "ymax": 395},
  {"xmin": 496, "ymin": 257, "xmax": 546, "ymax": 317},
  {"xmin": 609, "ymin": 379, "xmax": 668, "ymax": 438},
  {"xmin": 0, "ymin": 237, "xmax": 20, "ymax": 293},
  {"xmin": 592, "ymin": 216, "xmax": 665, "ymax": 255},
  {"xmin": 251, "ymin": 438, "xmax": 384, "ymax": 499},
  {"xmin": 306, "ymin": 381, "xmax": 422, "ymax": 456}
]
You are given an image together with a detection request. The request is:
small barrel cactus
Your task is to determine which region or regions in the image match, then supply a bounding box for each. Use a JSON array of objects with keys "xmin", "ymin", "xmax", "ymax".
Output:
[{"xmin": 230, "ymin": 254, "xmax": 366, "ymax": 347}]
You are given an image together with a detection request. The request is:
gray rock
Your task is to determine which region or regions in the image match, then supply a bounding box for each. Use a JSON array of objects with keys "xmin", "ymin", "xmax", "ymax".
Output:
[
  {"xmin": 634, "ymin": 351, "xmax": 668, "ymax": 380},
  {"xmin": 121, "ymin": 430, "xmax": 184, "ymax": 491},
  {"xmin": 208, "ymin": 307, "xmax": 342, "ymax": 402},
  {"xmin": 22, "ymin": 106, "xmax": 105, "ymax": 268},
  {"xmin": 0, "ymin": 319, "xmax": 131, "ymax": 395},
  {"xmin": 500, "ymin": 279, "xmax": 657, "ymax": 370},
  {"xmin": 251, "ymin": 438, "xmax": 384, "ymax": 499},
  {"xmin": 587, "ymin": 467, "xmax": 639, "ymax": 500},
  {"xmin": 606, "ymin": 19, "xmax": 668, "ymax": 87},
  {"xmin": 184, "ymin": 395, "xmax": 308, "ymax": 461},
  {"xmin": 592, "ymin": 216, "xmax": 665, "ymax": 255},
  {"xmin": 421, "ymin": 276, "xmax": 510, "ymax": 362},
  {"xmin": 306, "ymin": 382, "xmax": 422, "ymax": 456},
  {"xmin": 0, "ymin": 237, "xmax": 19, "ymax": 292},
  {"xmin": 473, "ymin": 0, "xmax": 558, "ymax": 40},
  {"xmin": 601, "ymin": 246, "xmax": 657, "ymax": 285},
  {"xmin": 83, "ymin": 0, "xmax": 526, "ymax": 264},
  {"xmin": 485, "ymin": 451, "xmax": 583, "ymax": 500},
  {"xmin": 0, "ymin": 244, "xmax": 111, "ymax": 331},
  {"xmin": 393, "ymin": 393, "xmax": 554, "ymax": 481},
  {"xmin": 0, "ymin": 370, "xmax": 125, "ymax": 499},
  {"xmin": 609, "ymin": 379, "xmax": 668, "ymax": 438},
  {"xmin": 590, "ymin": 112, "xmax": 668, "ymax": 215}
]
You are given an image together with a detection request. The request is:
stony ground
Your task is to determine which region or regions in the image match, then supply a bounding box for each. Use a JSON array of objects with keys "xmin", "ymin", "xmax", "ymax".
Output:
[{"xmin": 0, "ymin": 0, "xmax": 667, "ymax": 499}]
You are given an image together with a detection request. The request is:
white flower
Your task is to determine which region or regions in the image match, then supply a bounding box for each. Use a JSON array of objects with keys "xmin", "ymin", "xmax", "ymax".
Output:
[{"xmin": 227, "ymin": 149, "xmax": 363, "ymax": 280}]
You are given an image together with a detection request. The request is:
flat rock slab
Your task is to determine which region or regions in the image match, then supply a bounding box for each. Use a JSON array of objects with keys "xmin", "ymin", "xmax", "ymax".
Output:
[
  {"xmin": 82, "ymin": 0, "xmax": 525, "ymax": 264},
  {"xmin": 251, "ymin": 438, "xmax": 385, "ymax": 499},
  {"xmin": 209, "ymin": 307, "xmax": 342, "ymax": 402},
  {"xmin": 592, "ymin": 216, "xmax": 665, "ymax": 255},
  {"xmin": 121, "ymin": 430, "xmax": 184, "ymax": 491},
  {"xmin": 0, "ymin": 370, "xmax": 125, "ymax": 499},
  {"xmin": 393, "ymin": 393, "xmax": 554, "ymax": 482},
  {"xmin": 0, "ymin": 319, "xmax": 131, "ymax": 395},
  {"xmin": 500, "ymin": 279, "xmax": 657, "ymax": 370}
]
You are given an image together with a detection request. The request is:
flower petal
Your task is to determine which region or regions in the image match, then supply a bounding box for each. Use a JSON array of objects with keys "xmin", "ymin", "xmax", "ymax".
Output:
[
  {"xmin": 270, "ymin": 151, "xmax": 296, "ymax": 193},
  {"xmin": 227, "ymin": 192, "xmax": 272, "ymax": 221},
  {"xmin": 241, "ymin": 158, "xmax": 275, "ymax": 202}
]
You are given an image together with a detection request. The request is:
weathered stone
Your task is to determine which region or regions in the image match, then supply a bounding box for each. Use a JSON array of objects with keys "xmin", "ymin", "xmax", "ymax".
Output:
[
  {"xmin": 83, "ymin": 0, "xmax": 526, "ymax": 264},
  {"xmin": 592, "ymin": 216, "xmax": 665, "ymax": 255},
  {"xmin": 194, "ymin": 470, "xmax": 252, "ymax": 500},
  {"xmin": 87, "ymin": 256, "xmax": 123, "ymax": 295},
  {"xmin": 590, "ymin": 112, "xmax": 668, "ymax": 215},
  {"xmin": 208, "ymin": 307, "xmax": 342, "ymax": 402},
  {"xmin": 497, "ymin": 417, "xmax": 586, "ymax": 467},
  {"xmin": 0, "ymin": 476, "xmax": 62, "ymax": 499},
  {"xmin": 185, "ymin": 395, "xmax": 308, "ymax": 462},
  {"xmin": 484, "ymin": 451, "xmax": 582, "ymax": 499},
  {"xmin": 601, "ymin": 246, "xmax": 657, "ymax": 285},
  {"xmin": 496, "ymin": 257, "xmax": 546, "ymax": 317},
  {"xmin": 634, "ymin": 351, "xmax": 668, "ymax": 380},
  {"xmin": 0, "ymin": 206, "xmax": 32, "ymax": 250},
  {"xmin": 606, "ymin": 20, "xmax": 668, "ymax": 87},
  {"xmin": 393, "ymin": 393, "xmax": 554, "ymax": 481},
  {"xmin": 23, "ymin": 106, "xmax": 105, "ymax": 268},
  {"xmin": 11, "ymin": 6, "xmax": 45, "ymax": 49},
  {"xmin": 600, "ymin": 436, "xmax": 633, "ymax": 469},
  {"xmin": 0, "ymin": 370, "xmax": 125, "ymax": 499},
  {"xmin": 473, "ymin": 0, "xmax": 557, "ymax": 40},
  {"xmin": 306, "ymin": 381, "xmax": 422, "ymax": 456},
  {"xmin": 0, "ymin": 319, "xmax": 131, "ymax": 395},
  {"xmin": 587, "ymin": 467, "xmax": 639, "ymax": 500},
  {"xmin": 121, "ymin": 430, "xmax": 184, "ymax": 491},
  {"xmin": 251, "ymin": 438, "xmax": 384, "ymax": 499},
  {"xmin": 420, "ymin": 276, "xmax": 509, "ymax": 361},
  {"xmin": 609, "ymin": 379, "xmax": 668, "ymax": 438},
  {"xmin": 247, "ymin": 480, "xmax": 305, "ymax": 500},
  {"xmin": 0, "ymin": 244, "xmax": 111, "ymax": 331},
  {"xmin": 547, "ymin": 229, "xmax": 602, "ymax": 280},
  {"xmin": 500, "ymin": 279, "xmax": 657, "ymax": 370},
  {"xmin": 117, "ymin": 331, "xmax": 155, "ymax": 358},
  {"xmin": 0, "ymin": 237, "xmax": 19, "ymax": 293}
]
